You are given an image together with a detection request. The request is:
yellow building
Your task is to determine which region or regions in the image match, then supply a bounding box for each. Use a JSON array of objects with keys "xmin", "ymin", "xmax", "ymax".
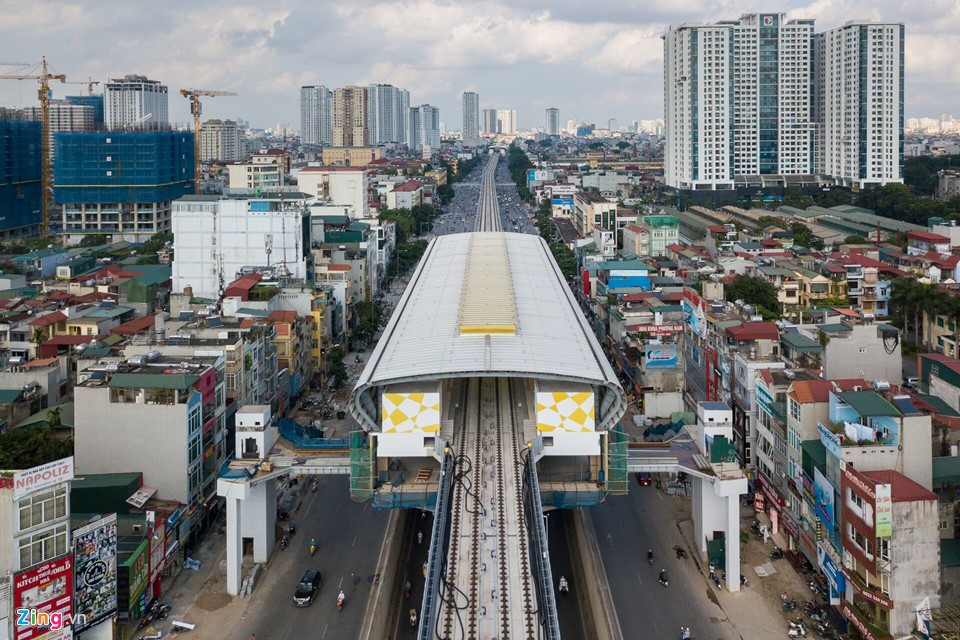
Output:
[{"xmin": 321, "ymin": 146, "xmax": 383, "ymax": 167}]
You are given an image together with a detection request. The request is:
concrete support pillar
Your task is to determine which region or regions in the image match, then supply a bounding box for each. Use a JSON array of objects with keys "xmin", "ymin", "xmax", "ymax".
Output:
[
  {"xmin": 248, "ymin": 478, "xmax": 277, "ymax": 563},
  {"xmin": 724, "ymin": 492, "xmax": 741, "ymax": 593},
  {"xmin": 224, "ymin": 488, "xmax": 243, "ymax": 596},
  {"xmin": 692, "ymin": 476, "xmax": 707, "ymax": 556}
]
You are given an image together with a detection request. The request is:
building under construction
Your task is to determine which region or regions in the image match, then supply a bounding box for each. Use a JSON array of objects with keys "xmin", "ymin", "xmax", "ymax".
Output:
[
  {"xmin": 53, "ymin": 129, "xmax": 194, "ymax": 244},
  {"xmin": 0, "ymin": 119, "xmax": 43, "ymax": 238}
]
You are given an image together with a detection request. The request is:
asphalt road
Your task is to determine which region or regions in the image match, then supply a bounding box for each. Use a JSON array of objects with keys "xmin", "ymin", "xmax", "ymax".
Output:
[
  {"xmin": 591, "ymin": 483, "xmax": 741, "ymax": 640},
  {"xmin": 548, "ymin": 511, "xmax": 587, "ymax": 639},
  {"xmin": 234, "ymin": 477, "xmax": 390, "ymax": 640}
]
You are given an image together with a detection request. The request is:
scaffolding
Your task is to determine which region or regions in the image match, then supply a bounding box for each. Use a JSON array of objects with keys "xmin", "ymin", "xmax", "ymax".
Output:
[
  {"xmin": 606, "ymin": 425, "xmax": 629, "ymax": 495},
  {"xmin": 349, "ymin": 430, "xmax": 376, "ymax": 501},
  {"xmin": 0, "ymin": 119, "xmax": 42, "ymax": 235}
]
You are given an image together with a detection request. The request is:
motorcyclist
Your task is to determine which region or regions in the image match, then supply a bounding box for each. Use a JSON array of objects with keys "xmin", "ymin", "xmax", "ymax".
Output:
[
  {"xmin": 338, "ymin": 590, "xmax": 345, "ymax": 605},
  {"xmin": 404, "ymin": 580, "xmax": 412, "ymax": 597},
  {"xmin": 417, "ymin": 531, "xmax": 423, "ymax": 545},
  {"xmin": 558, "ymin": 576, "xmax": 569, "ymax": 593},
  {"xmin": 659, "ymin": 569, "xmax": 668, "ymax": 584},
  {"xmin": 647, "ymin": 549, "xmax": 654, "ymax": 561},
  {"xmin": 288, "ymin": 520, "xmax": 296, "ymax": 534},
  {"xmin": 409, "ymin": 609, "xmax": 418, "ymax": 627},
  {"xmin": 680, "ymin": 626, "xmax": 691, "ymax": 640}
]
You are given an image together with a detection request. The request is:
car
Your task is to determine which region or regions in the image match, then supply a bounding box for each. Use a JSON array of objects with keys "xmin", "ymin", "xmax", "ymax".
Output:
[
  {"xmin": 294, "ymin": 570, "xmax": 322, "ymax": 606},
  {"xmin": 905, "ymin": 376, "xmax": 919, "ymax": 389},
  {"xmin": 637, "ymin": 472, "xmax": 652, "ymax": 486}
]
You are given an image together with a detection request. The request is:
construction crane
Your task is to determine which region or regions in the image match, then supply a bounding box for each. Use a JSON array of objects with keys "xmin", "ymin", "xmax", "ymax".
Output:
[
  {"xmin": 0, "ymin": 57, "xmax": 66, "ymax": 236},
  {"xmin": 179, "ymin": 88, "xmax": 237, "ymax": 195},
  {"xmin": 63, "ymin": 77, "xmax": 100, "ymax": 96}
]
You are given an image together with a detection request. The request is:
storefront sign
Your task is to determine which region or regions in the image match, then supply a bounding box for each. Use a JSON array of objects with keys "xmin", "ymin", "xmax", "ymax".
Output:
[
  {"xmin": 628, "ymin": 323, "xmax": 684, "ymax": 335},
  {"xmin": 760, "ymin": 477, "xmax": 786, "ymax": 509},
  {"xmin": 817, "ymin": 542, "xmax": 846, "ymax": 606},
  {"xmin": 802, "ymin": 473, "xmax": 816, "ymax": 507},
  {"xmin": 770, "ymin": 508, "xmax": 780, "ymax": 535},
  {"xmin": 754, "ymin": 492, "xmax": 766, "ymax": 512},
  {"xmin": 814, "ymin": 467, "xmax": 835, "ymax": 537},
  {"xmin": 13, "ymin": 457, "xmax": 74, "ymax": 499},
  {"xmin": 14, "ymin": 556, "xmax": 74, "ymax": 640},
  {"xmin": 842, "ymin": 602, "xmax": 893, "ymax": 640},
  {"xmin": 780, "ymin": 512, "xmax": 799, "ymax": 539},
  {"xmin": 875, "ymin": 484, "xmax": 893, "ymax": 539},
  {"xmin": 843, "ymin": 567, "xmax": 893, "ymax": 609},
  {"xmin": 73, "ymin": 514, "xmax": 118, "ymax": 631},
  {"xmin": 817, "ymin": 423, "xmax": 842, "ymax": 459}
]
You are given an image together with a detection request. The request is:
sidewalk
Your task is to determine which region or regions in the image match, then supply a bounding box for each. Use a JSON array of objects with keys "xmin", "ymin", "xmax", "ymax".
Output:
[{"xmin": 675, "ymin": 500, "xmax": 817, "ymax": 640}]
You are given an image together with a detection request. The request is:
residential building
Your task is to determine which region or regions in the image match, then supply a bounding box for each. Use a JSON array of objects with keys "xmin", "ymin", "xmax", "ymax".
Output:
[
  {"xmin": 320, "ymin": 146, "xmax": 383, "ymax": 167},
  {"xmin": 103, "ymin": 74, "xmax": 168, "ymax": 128},
  {"xmin": 366, "ymin": 84, "xmax": 409, "ymax": 145},
  {"xmin": 410, "ymin": 105, "xmax": 440, "ymax": 151},
  {"xmin": 664, "ymin": 14, "xmax": 815, "ymax": 190},
  {"xmin": 496, "ymin": 109, "xmax": 517, "ymax": 135},
  {"xmin": 65, "ymin": 94, "xmax": 104, "ymax": 126},
  {"xmin": 200, "ymin": 119, "xmax": 242, "ymax": 162},
  {"xmin": 546, "ymin": 108, "xmax": 560, "ymax": 136},
  {"xmin": 227, "ymin": 161, "xmax": 283, "ymax": 191},
  {"xmin": 462, "ymin": 92, "xmax": 480, "ymax": 146},
  {"xmin": 333, "ymin": 86, "xmax": 369, "ymax": 147},
  {"xmin": 297, "ymin": 166, "xmax": 368, "ymax": 217},
  {"xmin": 171, "ymin": 193, "xmax": 312, "ymax": 299},
  {"xmin": 481, "ymin": 109, "xmax": 498, "ymax": 135},
  {"xmin": 386, "ymin": 180, "xmax": 423, "ymax": 210},
  {"xmin": 815, "ymin": 21, "xmax": 904, "ymax": 189},
  {"xmin": 907, "ymin": 230, "xmax": 952, "ymax": 256},
  {"xmin": 812, "ymin": 320, "xmax": 902, "ymax": 383},
  {"xmin": 937, "ymin": 170, "xmax": 960, "ymax": 200},
  {"xmin": 0, "ymin": 119, "xmax": 41, "ymax": 237},
  {"xmin": 266, "ymin": 309, "xmax": 314, "ymax": 399},
  {"xmin": 74, "ymin": 356, "xmax": 227, "ymax": 525},
  {"xmin": 19, "ymin": 101, "xmax": 95, "ymax": 159},
  {"xmin": 728, "ymin": 322, "xmax": 785, "ymax": 469},
  {"xmin": 0, "ymin": 456, "xmax": 75, "ymax": 640},
  {"xmin": 54, "ymin": 130, "xmax": 194, "ymax": 243},
  {"xmin": 573, "ymin": 191, "xmax": 617, "ymax": 237},
  {"xmin": 300, "ymin": 85, "xmax": 333, "ymax": 146}
]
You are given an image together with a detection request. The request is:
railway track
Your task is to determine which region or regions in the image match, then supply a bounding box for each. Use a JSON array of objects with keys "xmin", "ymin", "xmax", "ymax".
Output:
[{"xmin": 476, "ymin": 155, "xmax": 502, "ymax": 232}]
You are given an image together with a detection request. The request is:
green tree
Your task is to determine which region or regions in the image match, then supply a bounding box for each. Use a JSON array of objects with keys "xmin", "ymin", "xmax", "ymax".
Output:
[
  {"xmin": 725, "ymin": 275, "xmax": 781, "ymax": 319},
  {"xmin": 616, "ymin": 141, "xmax": 630, "ymax": 150},
  {"xmin": 549, "ymin": 243, "xmax": 577, "ymax": 280},
  {"xmin": 142, "ymin": 232, "xmax": 174, "ymax": 255},
  {"xmin": 755, "ymin": 215, "xmax": 783, "ymax": 232},
  {"xmin": 890, "ymin": 278, "xmax": 924, "ymax": 345},
  {"xmin": 0, "ymin": 426, "xmax": 73, "ymax": 469},
  {"xmin": 326, "ymin": 346, "xmax": 349, "ymax": 389},
  {"xmin": 78, "ymin": 234, "xmax": 109, "ymax": 247},
  {"xmin": 789, "ymin": 222, "xmax": 824, "ymax": 250},
  {"xmin": 781, "ymin": 188, "xmax": 809, "ymax": 209},
  {"xmin": 353, "ymin": 300, "xmax": 383, "ymax": 344},
  {"xmin": 844, "ymin": 235, "xmax": 869, "ymax": 245}
]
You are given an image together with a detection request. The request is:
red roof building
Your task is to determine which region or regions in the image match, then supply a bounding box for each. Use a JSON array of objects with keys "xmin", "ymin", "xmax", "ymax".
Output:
[{"xmin": 726, "ymin": 322, "xmax": 780, "ymax": 341}]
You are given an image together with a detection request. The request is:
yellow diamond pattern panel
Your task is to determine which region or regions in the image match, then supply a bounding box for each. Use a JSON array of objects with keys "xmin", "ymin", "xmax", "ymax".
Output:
[
  {"xmin": 536, "ymin": 391, "xmax": 595, "ymax": 433},
  {"xmin": 381, "ymin": 392, "xmax": 441, "ymax": 434}
]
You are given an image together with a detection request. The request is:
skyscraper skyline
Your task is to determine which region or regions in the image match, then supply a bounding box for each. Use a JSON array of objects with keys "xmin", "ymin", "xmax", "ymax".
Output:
[
  {"xmin": 481, "ymin": 108, "xmax": 498, "ymax": 135},
  {"xmin": 496, "ymin": 109, "xmax": 517, "ymax": 135},
  {"xmin": 462, "ymin": 91, "xmax": 479, "ymax": 146},
  {"xmin": 546, "ymin": 108, "xmax": 559, "ymax": 136},
  {"xmin": 104, "ymin": 74, "xmax": 168, "ymax": 129},
  {"xmin": 367, "ymin": 83, "xmax": 410, "ymax": 145},
  {"xmin": 300, "ymin": 85, "xmax": 333, "ymax": 146},
  {"xmin": 333, "ymin": 85, "xmax": 369, "ymax": 147}
]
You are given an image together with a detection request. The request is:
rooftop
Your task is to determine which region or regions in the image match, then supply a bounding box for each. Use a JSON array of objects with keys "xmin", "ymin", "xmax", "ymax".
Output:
[
  {"xmin": 861, "ymin": 469, "xmax": 937, "ymax": 502},
  {"xmin": 835, "ymin": 390, "xmax": 901, "ymax": 417}
]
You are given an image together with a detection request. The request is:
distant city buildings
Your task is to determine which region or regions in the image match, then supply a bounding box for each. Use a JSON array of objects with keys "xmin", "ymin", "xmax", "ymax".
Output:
[
  {"xmin": 333, "ymin": 85, "xmax": 369, "ymax": 147},
  {"xmin": 300, "ymin": 85, "xmax": 333, "ymax": 146},
  {"xmin": 462, "ymin": 92, "xmax": 480, "ymax": 146},
  {"xmin": 481, "ymin": 108, "xmax": 497, "ymax": 136},
  {"xmin": 19, "ymin": 101, "xmax": 95, "ymax": 159},
  {"xmin": 664, "ymin": 14, "xmax": 904, "ymax": 192},
  {"xmin": 409, "ymin": 104, "xmax": 440, "ymax": 150},
  {"xmin": 103, "ymin": 74, "xmax": 168, "ymax": 129},
  {"xmin": 366, "ymin": 83, "xmax": 410, "ymax": 145},
  {"xmin": 200, "ymin": 118, "xmax": 242, "ymax": 162},
  {"xmin": 546, "ymin": 108, "xmax": 560, "ymax": 136},
  {"xmin": 0, "ymin": 119, "xmax": 41, "ymax": 238},
  {"xmin": 496, "ymin": 109, "xmax": 517, "ymax": 135}
]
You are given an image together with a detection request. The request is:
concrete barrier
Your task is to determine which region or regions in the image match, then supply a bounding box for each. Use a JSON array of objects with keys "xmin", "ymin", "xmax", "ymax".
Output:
[
  {"xmin": 359, "ymin": 509, "xmax": 404, "ymax": 640},
  {"xmin": 570, "ymin": 507, "xmax": 624, "ymax": 640}
]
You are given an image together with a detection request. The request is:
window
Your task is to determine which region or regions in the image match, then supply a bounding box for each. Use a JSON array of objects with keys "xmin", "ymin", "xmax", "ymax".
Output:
[
  {"xmin": 18, "ymin": 523, "xmax": 68, "ymax": 569},
  {"xmin": 18, "ymin": 487, "xmax": 67, "ymax": 531}
]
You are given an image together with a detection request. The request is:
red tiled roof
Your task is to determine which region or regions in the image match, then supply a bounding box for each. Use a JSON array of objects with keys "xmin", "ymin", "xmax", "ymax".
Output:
[
  {"xmin": 621, "ymin": 292, "xmax": 654, "ymax": 303},
  {"xmin": 908, "ymin": 230, "xmax": 951, "ymax": 243},
  {"xmin": 299, "ymin": 166, "xmax": 366, "ymax": 172},
  {"xmin": 760, "ymin": 239, "xmax": 782, "ymax": 247},
  {"xmin": 920, "ymin": 353, "xmax": 960, "ymax": 377},
  {"xmin": 43, "ymin": 335, "xmax": 95, "ymax": 346},
  {"xmin": 861, "ymin": 469, "xmax": 936, "ymax": 502},
  {"xmin": 726, "ymin": 322, "xmax": 779, "ymax": 341},
  {"xmin": 789, "ymin": 379, "xmax": 834, "ymax": 404},
  {"xmin": 324, "ymin": 264, "xmax": 351, "ymax": 272},
  {"xmin": 111, "ymin": 314, "xmax": 156, "ymax": 336},
  {"xmin": 269, "ymin": 310, "xmax": 297, "ymax": 324},
  {"xmin": 708, "ymin": 224, "xmax": 728, "ymax": 233},
  {"xmin": 27, "ymin": 311, "xmax": 67, "ymax": 327},
  {"xmin": 758, "ymin": 369, "xmax": 774, "ymax": 385},
  {"xmin": 23, "ymin": 357, "xmax": 58, "ymax": 368},
  {"xmin": 624, "ymin": 224, "xmax": 645, "ymax": 233},
  {"xmin": 391, "ymin": 180, "xmax": 423, "ymax": 193}
]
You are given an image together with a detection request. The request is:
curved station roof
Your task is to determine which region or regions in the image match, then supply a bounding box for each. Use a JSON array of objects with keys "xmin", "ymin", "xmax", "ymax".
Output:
[{"xmin": 350, "ymin": 231, "xmax": 625, "ymax": 431}]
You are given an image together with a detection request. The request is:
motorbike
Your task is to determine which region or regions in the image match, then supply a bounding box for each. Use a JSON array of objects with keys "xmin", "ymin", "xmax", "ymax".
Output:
[
  {"xmin": 309, "ymin": 540, "xmax": 317, "ymax": 556},
  {"xmin": 311, "ymin": 481, "xmax": 318, "ymax": 493},
  {"xmin": 156, "ymin": 602, "xmax": 172, "ymax": 620},
  {"xmin": 680, "ymin": 626, "xmax": 692, "ymax": 640},
  {"xmin": 788, "ymin": 620, "xmax": 807, "ymax": 638},
  {"xmin": 807, "ymin": 580, "xmax": 818, "ymax": 592},
  {"xmin": 740, "ymin": 574, "xmax": 749, "ymax": 588},
  {"xmin": 770, "ymin": 547, "xmax": 784, "ymax": 560},
  {"xmin": 558, "ymin": 577, "xmax": 569, "ymax": 594},
  {"xmin": 280, "ymin": 536, "xmax": 288, "ymax": 551},
  {"xmin": 409, "ymin": 609, "xmax": 418, "ymax": 627},
  {"xmin": 781, "ymin": 594, "xmax": 798, "ymax": 611},
  {"xmin": 658, "ymin": 571, "xmax": 669, "ymax": 587},
  {"xmin": 288, "ymin": 521, "xmax": 296, "ymax": 536},
  {"xmin": 647, "ymin": 551, "xmax": 654, "ymax": 566},
  {"xmin": 674, "ymin": 545, "xmax": 687, "ymax": 560},
  {"xmin": 337, "ymin": 593, "xmax": 345, "ymax": 612},
  {"xmin": 711, "ymin": 574, "xmax": 721, "ymax": 590},
  {"xmin": 404, "ymin": 581, "xmax": 412, "ymax": 599}
]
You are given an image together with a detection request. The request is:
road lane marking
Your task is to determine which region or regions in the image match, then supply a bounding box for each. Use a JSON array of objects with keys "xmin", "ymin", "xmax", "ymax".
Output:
[
  {"xmin": 338, "ymin": 576, "xmax": 344, "ymax": 588},
  {"xmin": 352, "ymin": 535, "xmax": 357, "ymax": 548},
  {"xmin": 322, "ymin": 624, "xmax": 328, "ymax": 638}
]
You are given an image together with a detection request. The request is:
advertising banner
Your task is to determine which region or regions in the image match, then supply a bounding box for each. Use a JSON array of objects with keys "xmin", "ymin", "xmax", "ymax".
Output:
[
  {"xmin": 875, "ymin": 483, "xmax": 893, "ymax": 538},
  {"xmin": 14, "ymin": 556, "xmax": 74, "ymax": 640},
  {"xmin": 814, "ymin": 467, "xmax": 835, "ymax": 537},
  {"xmin": 682, "ymin": 288, "xmax": 706, "ymax": 337},
  {"xmin": 644, "ymin": 344, "xmax": 678, "ymax": 369},
  {"xmin": 14, "ymin": 457, "xmax": 74, "ymax": 499},
  {"xmin": 551, "ymin": 197, "xmax": 574, "ymax": 211},
  {"xmin": 73, "ymin": 514, "xmax": 118, "ymax": 631},
  {"xmin": 817, "ymin": 542, "xmax": 846, "ymax": 606},
  {"xmin": 817, "ymin": 422, "xmax": 842, "ymax": 459},
  {"xmin": 148, "ymin": 518, "xmax": 166, "ymax": 588},
  {"xmin": 628, "ymin": 323, "xmax": 684, "ymax": 335}
]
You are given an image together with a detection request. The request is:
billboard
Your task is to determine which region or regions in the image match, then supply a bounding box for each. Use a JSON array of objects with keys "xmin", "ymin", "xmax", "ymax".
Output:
[
  {"xmin": 644, "ymin": 344, "xmax": 678, "ymax": 369},
  {"xmin": 527, "ymin": 169, "xmax": 551, "ymax": 182},
  {"xmin": 682, "ymin": 288, "xmax": 706, "ymax": 337},
  {"xmin": 14, "ymin": 457, "xmax": 74, "ymax": 499},
  {"xmin": 875, "ymin": 483, "xmax": 893, "ymax": 538},
  {"xmin": 73, "ymin": 514, "xmax": 118, "ymax": 631},
  {"xmin": 814, "ymin": 467, "xmax": 835, "ymax": 537},
  {"xmin": 381, "ymin": 391, "xmax": 441, "ymax": 434},
  {"xmin": 628, "ymin": 323, "xmax": 684, "ymax": 335},
  {"xmin": 551, "ymin": 197, "xmax": 574, "ymax": 211},
  {"xmin": 14, "ymin": 556, "xmax": 74, "ymax": 640},
  {"xmin": 536, "ymin": 388, "xmax": 596, "ymax": 432}
]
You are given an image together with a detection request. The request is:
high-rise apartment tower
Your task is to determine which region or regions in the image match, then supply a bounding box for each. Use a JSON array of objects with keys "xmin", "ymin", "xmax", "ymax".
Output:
[{"xmin": 462, "ymin": 92, "xmax": 480, "ymax": 146}]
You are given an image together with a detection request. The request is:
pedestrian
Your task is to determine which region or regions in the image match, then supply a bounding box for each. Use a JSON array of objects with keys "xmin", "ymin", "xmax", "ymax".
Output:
[{"xmin": 417, "ymin": 530, "xmax": 423, "ymax": 545}]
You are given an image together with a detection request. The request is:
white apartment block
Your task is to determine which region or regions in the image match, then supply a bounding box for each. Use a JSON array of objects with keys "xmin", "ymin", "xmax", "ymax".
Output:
[
  {"xmin": 462, "ymin": 92, "xmax": 480, "ymax": 146},
  {"xmin": 300, "ymin": 85, "xmax": 333, "ymax": 146},
  {"xmin": 200, "ymin": 119, "xmax": 242, "ymax": 162},
  {"xmin": 496, "ymin": 109, "xmax": 517, "ymax": 134},
  {"xmin": 171, "ymin": 194, "xmax": 312, "ymax": 298},
  {"xmin": 366, "ymin": 84, "xmax": 409, "ymax": 145},
  {"xmin": 297, "ymin": 166, "xmax": 368, "ymax": 217},
  {"xmin": 410, "ymin": 105, "xmax": 440, "ymax": 150},
  {"xmin": 664, "ymin": 23, "xmax": 735, "ymax": 190},
  {"xmin": 227, "ymin": 163, "xmax": 283, "ymax": 191},
  {"xmin": 21, "ymin": 102, "xmax": 94, "ymax": 159},
  {"xmin": 482, "ymin": 109, "xmax": 498, "ymax": 135},
  {"xmin": 104, "ymin": 74, "xmax": 168, "ymax": 128},
  {"xmin": 815, "ymin": 21, "xmax": 904, "ymax": 189}
]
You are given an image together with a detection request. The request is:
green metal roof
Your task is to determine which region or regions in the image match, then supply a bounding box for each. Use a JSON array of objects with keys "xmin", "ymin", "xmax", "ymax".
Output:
[
  {"xmin": 818, "ymin": 323, "xmax": 853, "ymax": 333},
  {"xmin": 99, "ymin": 334, "xmax": 125, "ymax": 346},
  {"xmin": 0, "ymin": 389, "xmax": 22, "ymax": 403},
  {"xmin": 933, "ymin": 456, "xmax": 960, "ymax": 486},
  {"xmin": 106, "ymin": 373, "xmax": 199, "ymax": 391},
  {"xmin": 801, "ymin": 438, "xmax": 827, "ymax": 476},
  {"xmin": 835, "ymin": 391, "xmax": 901, "ymax": 417},
  {"xmin": 71, "ymin": 471, "xmax": 143, "ymax": 490},
  {"xmin": 82, "ymin": 347, "xmax": 113, "ymax": 358},
  {"xmin": 16, "ymin": 403, "xmax": 75, "ymax": 429},
  {"xmin": 917, "ymin": 393, "xmax": 960, "ymax": 418},
  {"xmin": 942, "ymin": 539, "xmax": 960, "ymax": 567},
  {"xmin": 781, "ymin": 331, "xmax": 822, "ymax": 352}
]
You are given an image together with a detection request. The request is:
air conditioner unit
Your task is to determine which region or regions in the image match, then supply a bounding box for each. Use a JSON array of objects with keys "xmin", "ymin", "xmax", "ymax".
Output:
[{"xmin": 131, "ymin": 524, "xmax": 143, "ymax": 534}]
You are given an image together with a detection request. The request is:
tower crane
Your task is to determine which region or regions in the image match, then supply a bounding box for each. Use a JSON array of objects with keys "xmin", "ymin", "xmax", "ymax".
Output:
[
  {"xmin": 63, "ymin": 77, "xmax": 100, "ymax": 96},
  {"xmin": 179, "ymin": 88, "xmax": 237, "ymax": 194},
  {"xmin": 0, "ymin": 57, "xmax": 66, "ymax": 236}
]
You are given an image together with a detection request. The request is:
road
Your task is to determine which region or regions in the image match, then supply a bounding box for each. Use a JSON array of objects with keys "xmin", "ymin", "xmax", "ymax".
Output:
[
  {"xmin": 591, "ymin": 483, "xmax": 741, "ymax": 640},
  {"xmin": 548, "ymin": 511, "xmax": 587, "ymax": 639},
  {"xmin": 232, "ymin": 477, "xmax": 390, "ymax": 640}
]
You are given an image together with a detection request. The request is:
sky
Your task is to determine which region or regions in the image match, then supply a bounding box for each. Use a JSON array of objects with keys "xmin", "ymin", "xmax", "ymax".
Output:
[{"xmin": 1, "ymin": 0, "xmax": 956, "ymax": 132}]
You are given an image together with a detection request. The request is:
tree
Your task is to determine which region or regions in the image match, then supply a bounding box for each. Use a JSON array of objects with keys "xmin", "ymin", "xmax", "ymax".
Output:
[
  {"xmin": 353, "ymin": 300, "xmax": 382, "ymax": 344},
  {"xmin": 789, "ymin": 222, "xmax": 824, "ymax": 250},
  {"xmin": 78, "ymin": 234, "xmax": 108, "ymax": 248},
  {"xmin": 326, "ymin": 346, "xmax": 348, "ymax": 389},
  {"xmin": 890, "ymin": 278, "xmax": 924, "ymax": 346},
  {"xmin": 549, "ymin": 243, "xmax": 577, "ymax": 280},
  {"xmin": 616, "ymin": 141, "xmax": 630, "ymax": 150},
  {"xmin": 142, "ymin": 232, "xmax": 173, "ymax": 255},
  {"xmin": 0, "ymin": 426, "xmax": 72, "ymax": 469},
  {"xmin": 724, "ymin": 275, "xmax": 781, "ymax": 318},
  {"xmin": 755, "ymin": 215, "xmax": 783, "ymax": 232},
  {"xmin": 844, "ymin": 235, "xmax": 869, "ymax": 245},
  {"xmin": 781, "ymin": 188, "xmax": 809, "ymax": 210}
]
